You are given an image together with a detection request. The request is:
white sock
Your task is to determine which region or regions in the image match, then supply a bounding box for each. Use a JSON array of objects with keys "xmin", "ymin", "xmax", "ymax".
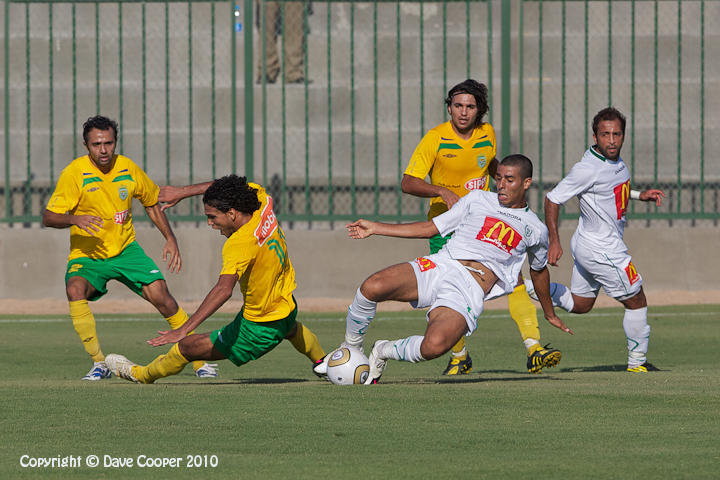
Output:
[
  {"xmin": 523, "ymin": 338, "xmax": 540, "ymax": 351},
  {"xmin": 379, "ymin": 336, "xmax": 425, "ymax": 363},
  {"xmin": 451, "ymin": 347, "xmax": 467, "ymax": 358},
  {"xmin": 344, "ymin": 288, "xmax": 377, "ymax": 348},
  {"xmin": 623, "ymin": 307, "xmax": 650, "ymax": 366},
  {"xmin": 549, "ymin": 282, "xmax": 575, "ymax": 312}
]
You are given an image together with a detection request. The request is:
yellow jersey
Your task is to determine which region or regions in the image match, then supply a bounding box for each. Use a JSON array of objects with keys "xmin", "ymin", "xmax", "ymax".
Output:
[
  {"xmin": 404, "ymin": 121, "xmax": 496, "ymax": 219},
  {"xmin": 220, "ymin": 183, "xmax": 296, "ymax": 322},
  {"xmin": 46, "ymin": 154, "xmax": 160, "ymax": 261}
]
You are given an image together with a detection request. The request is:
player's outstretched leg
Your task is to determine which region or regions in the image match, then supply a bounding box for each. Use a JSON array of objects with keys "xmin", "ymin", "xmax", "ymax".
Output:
[
  {"xmin": 70, "ymin": 300, "xmax": 112, "ymax": 381},
  {"xmin": 524, "ymin": 278, "xmax": 575, "ymax": 312},
  {"xmin": 365, "ymin": 336, "xmax": 426, "ymax": 384},
  {"xmin": 164, "ymin": 307, "xmax": 219, "ymax": 379},
  {"xmin": 623, "ymin": 306, "xmax": 653, "ymax": 373},
  {"xmin": 441, "ymin": 337, "xmax": 472, "ymax": 376}
]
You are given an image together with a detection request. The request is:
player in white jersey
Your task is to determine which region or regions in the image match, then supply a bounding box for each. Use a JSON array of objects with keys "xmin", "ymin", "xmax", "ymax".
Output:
[
  {"xmin": 529, "ymin": 107, "xmax": 664, "ymax": 373},
  {"xmin": 316, "ymin": 155, "xmax": 573, "ymax": 384}
]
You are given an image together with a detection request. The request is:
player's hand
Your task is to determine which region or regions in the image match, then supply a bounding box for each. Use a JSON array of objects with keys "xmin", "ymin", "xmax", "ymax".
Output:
[
  {"xmin": 545, "ymin": 313, "xmax": 574, "ymax": 335},
  {"xmin": 163, "ymin": 237, "xmax": 182, "ymax": 273},
  {"xmin": 640, "ymin": 189, "xmax": 665, "ymax": 206},
  {"xmin": 346, "ymin": 219, "xmax": 375, "ymax": 239},
  {"xmin": 439, "ymin": 189, "xmax": 461, "ymax": 209},
  {"xmin": 72, "ymin": 215, "xmax": 104, "ymax": 235},
  {"xmin": 548, "ymin": 238, "xmax": 563, "ymax": 266},
  {"xmin": 147, "ymin": 328, "xmax": 187, "ymax": 347},
  {"xmin": 158, "ymin": 185, "xmax": 185, "ymax": 212}
]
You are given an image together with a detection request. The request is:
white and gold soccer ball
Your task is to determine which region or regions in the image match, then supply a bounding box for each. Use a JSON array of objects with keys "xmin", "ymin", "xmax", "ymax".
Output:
[{"xmin": 326, "ymin": 347, "xmax": 369, "ymax": 385}]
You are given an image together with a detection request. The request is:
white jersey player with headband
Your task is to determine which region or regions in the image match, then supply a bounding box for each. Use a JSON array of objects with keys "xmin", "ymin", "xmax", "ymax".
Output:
[{"xmin": 532, "ymin": 107, "xmax": 665, "ymax": 374}]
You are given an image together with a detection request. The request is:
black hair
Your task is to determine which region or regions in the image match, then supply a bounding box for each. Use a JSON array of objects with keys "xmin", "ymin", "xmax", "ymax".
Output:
[
  {"xmin": 83, "ymin": 115, "xmax": 118, "ymax": 144},
  {"xmin": 500, "ymin": 154, "xmax": 533, "ymax": 180},
  {"xmin": 203, "ymin": 174, "xmax": 261, "ymax": 214},
  {"xmin": 444, "ymin": 79, "xmax": 489, "ymax": 126},
  {"xmin": 592, "ymin": 107, "xmax": 626, "ymax": 136}
]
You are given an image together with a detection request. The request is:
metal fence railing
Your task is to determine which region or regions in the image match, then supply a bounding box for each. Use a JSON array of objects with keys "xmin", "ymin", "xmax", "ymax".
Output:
[{"xmin": 1, "ymin": 0, "xmax": 718, "ymax": 227}]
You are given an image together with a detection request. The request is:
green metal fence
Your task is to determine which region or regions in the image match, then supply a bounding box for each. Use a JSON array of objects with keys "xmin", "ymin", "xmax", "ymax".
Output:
[{"xmin": 1, "ymin": 0, "xmax": 718, "ymax": 227}]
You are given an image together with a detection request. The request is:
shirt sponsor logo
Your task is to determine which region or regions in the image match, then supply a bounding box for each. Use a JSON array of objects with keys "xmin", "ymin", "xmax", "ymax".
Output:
[
  {"xmin": 254, "ymin": 195, "xmax": 278, "ymax": 246},
  {"xmin": 114, "ymin": 209, "xmax": 129, "ymax": 224},
  {"xmin": 476, "ymin": 217, "xmax": 522, "ymax": 254},
  {"xmin": 415, "ymin": 257, "xmax": 437, "ymax": 272},
  {"xmin": 625, "ymin": 261, "xmax": 640, "ymax": 285},
  {"xmin": 613, "ymin": 180, "xmax": 630, "ymax": 220},
  {"xmin": 464, "ymin": 177, "xmax": 487, "ymax": 191}
]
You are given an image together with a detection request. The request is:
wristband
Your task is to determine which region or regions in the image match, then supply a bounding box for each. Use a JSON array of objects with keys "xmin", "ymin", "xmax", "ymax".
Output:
[{"xmin": 630, "ymin": 189, "xmax": 641, "ymax": 200}]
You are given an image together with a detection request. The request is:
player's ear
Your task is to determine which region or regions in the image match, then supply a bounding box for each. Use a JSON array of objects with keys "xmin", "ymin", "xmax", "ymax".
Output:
[{"xmin": 522, "ymin": 176, "xmax": 532, "ymax": 191}]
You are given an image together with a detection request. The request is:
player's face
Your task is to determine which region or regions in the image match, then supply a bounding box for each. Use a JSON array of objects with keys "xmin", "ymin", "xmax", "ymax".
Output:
[
  {"xmin": 495, "ymin": 164, "xmax": 531, "ymax": 208},
  {"xmin": 204, "ymin": 204, "xmax": 237, "ymax": 238},
  {"xmin": 593, "ymin": 119, "xmax": 625, "ymax": 160},
  {"xmin": 84, "ymin": 128, "xmax": 117, "ymax": 172},
  {"xmin": 447, "ymin": 93, "xmax": 478, "ymax": 136}
]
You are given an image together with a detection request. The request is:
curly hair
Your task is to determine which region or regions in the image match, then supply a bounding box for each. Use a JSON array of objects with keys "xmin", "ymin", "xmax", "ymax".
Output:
[
  {"xmin": 444, "ymin": 79, "xmax": 489, "ymax": 126},
  {"xmin": 203, "ymin": 175, "xmax": 261, "ymax": 214},
  {"xmin": 592, "ymin": 107, "xmax": 626, "ymax": 135},
  {"xmin": 83, "ymin": 115, "xmax": 118, "ymax": 144},
  {"xmin": 500, "ymin": 154, "xmax": 533, "ymax": 180}
]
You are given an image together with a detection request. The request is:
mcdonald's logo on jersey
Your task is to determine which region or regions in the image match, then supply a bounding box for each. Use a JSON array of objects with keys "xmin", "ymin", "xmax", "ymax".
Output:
[
  {"xmin": 613, "ymin": 180, "xmax": 631, "ymax": 219},
  {"xmin": 476, "ymin": 217, "xmax": 522, "ymax": 254},
  {"xmin": 254, "ymin": 195, "xmax": 278, "ymax": 246},
  {"xmin": 625, "ymin": 261, "xmax": 640, "ymax": 285},
  {"xmin": 414, "ymin": 257, "xmax": 437, "ymax": 272}
]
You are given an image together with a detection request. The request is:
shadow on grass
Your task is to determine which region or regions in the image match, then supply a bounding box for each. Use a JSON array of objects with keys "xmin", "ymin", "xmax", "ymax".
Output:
[{"xmin": 559, "ymin": 364, "xmax": 667, "ymax": 373}]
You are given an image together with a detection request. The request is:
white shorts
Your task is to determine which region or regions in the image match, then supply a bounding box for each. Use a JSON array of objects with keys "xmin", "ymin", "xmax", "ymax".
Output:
[
  {"xmin": 408, "ymin": 251, "xmax": 486, "ymax": 334},
  {"xmin": 570, "ymin": 236, "xmax": 643, "ymax": 300}
]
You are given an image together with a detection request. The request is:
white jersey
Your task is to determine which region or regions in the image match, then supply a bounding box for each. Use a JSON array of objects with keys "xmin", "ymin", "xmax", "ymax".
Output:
[
  {"xmin": 546, "ymin": 146, "xmax": 631, "ymax": 252},
  {"xmin": 432, "ymin": 189, "xmax": 549, "ymax": 300}
]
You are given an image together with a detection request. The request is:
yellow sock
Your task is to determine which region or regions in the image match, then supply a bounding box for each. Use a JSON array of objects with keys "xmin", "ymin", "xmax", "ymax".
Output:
[
  {"xmin": 450, "ymin": 337, "xmax": 466, "ymax": 356},
  {"xmin": 508, "ymin": 284, "xmax": 541, "ymax": 351},
  {"xmin": 165, "ymin": 308, "xmax": 204, "ymax": 371},
  {"xmin": 69, "ymin": 300, "xmax": 104, "ymax": 362},
  {"xmin": 287, "ymin": 322, "xmax": 325, "ymax": 362},
  {"xmin": 133, "ymin": 343, "xmax": 189, "ymax": 384}
]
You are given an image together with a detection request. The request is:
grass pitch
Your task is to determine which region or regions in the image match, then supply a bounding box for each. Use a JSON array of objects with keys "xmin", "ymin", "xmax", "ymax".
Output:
[{"xmin": 2, "ymin": 304, "xmax": 719, "ymax": 479}]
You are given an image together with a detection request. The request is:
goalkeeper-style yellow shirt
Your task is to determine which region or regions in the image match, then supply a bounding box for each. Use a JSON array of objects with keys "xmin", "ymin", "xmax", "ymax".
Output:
[
  {"xmin": 404, "ymin": 121, "xmax": 496, "ymax": 219},
  {"xmin": 46, "ymin": 154, "xmax": 160, "ymax": 261},
  {"xmin": 220, "ymin": 183, "xmax": 296, "ymax": 322}
]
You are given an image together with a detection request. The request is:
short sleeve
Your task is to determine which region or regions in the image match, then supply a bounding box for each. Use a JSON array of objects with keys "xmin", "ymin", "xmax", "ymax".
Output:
[
  {"xmin": 131, "ymin": 163, "xmax": 160, "ymax": 207},
  {"xmin": 546, "ymin": 161, "xmax": 596, "ymax": 206},
  {"xmin": 527, "ymin": 224, "xmax": 549, "ymax": 271},
  {"xmin": 220, "ymin": 235, "xmax": 255, "ymax": 278},
  {"xmin": 432, "ymin": 191, "xmax": 472, "ymax": 237},
  {"xmin": 46, "ymin": 167, "xmax": 80, "ymax": 214},
  {"xmin": 404, "ymin": 131, "xmax": 438, "ymax": 179}
]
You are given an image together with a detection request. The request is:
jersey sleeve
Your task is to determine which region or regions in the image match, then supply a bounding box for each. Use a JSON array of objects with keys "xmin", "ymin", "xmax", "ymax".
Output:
[
  {"xmin": 527, "ymin": 224, "xmax": 549, "ymax": 271},
  {"xmin": 220, "ymin": 236, "xmax": 256, "ymax": 279},
  {"xmin": 45, "ymin": 166, "xmax": 80, "ymax": 214},
  {"xmin": 486, "ymin": 123, "xmax": 497, "ymax": 160},
  {"xmin": 404, "ymin": 131, "xmax": 438, "ymax": 179},
  {"xmin": 546, "ymin": 161, "xmax": 596, "ymax": 206},
  {"xmin": 432, "ymin": 191, "xmax": 472, "ymax": 237},
  {"xmin": 131, "ymin": 163, "xmax": 160, "ymax": 207}
]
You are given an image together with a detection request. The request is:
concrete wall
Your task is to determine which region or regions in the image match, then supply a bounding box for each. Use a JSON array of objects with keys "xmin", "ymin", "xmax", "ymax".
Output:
[{"xmin": 2, "ymin": 223, "xmax": 718, "ymax": 305}]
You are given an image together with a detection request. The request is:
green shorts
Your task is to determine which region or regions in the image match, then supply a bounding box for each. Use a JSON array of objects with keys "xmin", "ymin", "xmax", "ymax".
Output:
[
  {"xmin": 65, "ymin": 241, "xmax": 165, "ymax": 301},
  {"xmin": 429, "ymin": 232, "xmax": 453, "ymax": 254},
  {"xmin": 209, "ymin": 304, "xmax": 298, "ymax": 367}
]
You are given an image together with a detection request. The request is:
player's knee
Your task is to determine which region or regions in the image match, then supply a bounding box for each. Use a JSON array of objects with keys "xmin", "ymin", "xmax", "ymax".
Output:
[
  {"xmin": 65, "ymin": 278, "xmax": 89, "ymax": 301},
  {"xmin": 360, "ymin": 274, "xmax": 386, "ymax": 302}
]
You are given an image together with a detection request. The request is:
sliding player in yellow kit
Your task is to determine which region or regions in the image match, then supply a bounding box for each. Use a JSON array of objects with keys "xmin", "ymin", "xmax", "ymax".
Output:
[
  {"xmin": 401, "ymin": 80, "xmax": 561, "ymax": 374},
  {"xmin": 42, "ymin": 115, "xmax": 216, "ymax": 380},
  {"xmin": 105, "ymin": 175, "xmax": 325, "ymax": 383}
]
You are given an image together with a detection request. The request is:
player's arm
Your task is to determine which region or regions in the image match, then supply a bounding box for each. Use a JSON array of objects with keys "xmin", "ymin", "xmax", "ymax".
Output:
[
  {"xmin": 346, "ymin": 218, "xmax": 439, "ymax": 240},
  {"xmin": 633, "ymin": 188, "xmax": 665, "ymax": 206},
  {"xmin": 543, "ymin": 197, "xmax": 563, "ymax": 266},
  {"xmin": 401, "ymin": 174, "xmax": 460, "ymax": 209},
  {"xmin": 42, "ymin": 209, "xmax": 104, "ymax": 235},
  {"xmin": 158, "ymin": 181, "xmax": 213, "ymax": 211},
  {"xmin": 145, "ymin": 203, "xmax": 182, "ymax": 273},
  {"xmin": 529, "ymin": 266, "xmax": 573, "ymax": 334},
  {"xmin": 147, "ymin": 273, "xmax": 237, "ymax": 346}
]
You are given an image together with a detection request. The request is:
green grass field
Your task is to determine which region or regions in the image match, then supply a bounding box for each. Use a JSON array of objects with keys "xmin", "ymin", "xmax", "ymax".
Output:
[{"xmin": 2, "ymin": 305, "xmax": 719, "ymax": 479}]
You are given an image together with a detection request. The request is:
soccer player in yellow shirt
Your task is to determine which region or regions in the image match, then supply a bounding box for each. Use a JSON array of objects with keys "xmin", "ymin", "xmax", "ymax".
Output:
[
  {"xmin": 42, "ymin": 115, "xmax": 217, "ymax": 380},
  {"xmin": 105, "ymin": 175, "xmax": 325, "ymax": 383},
  {"xmin": 401, "ymin": 80, "xmax": 561, "ymax": 374}
]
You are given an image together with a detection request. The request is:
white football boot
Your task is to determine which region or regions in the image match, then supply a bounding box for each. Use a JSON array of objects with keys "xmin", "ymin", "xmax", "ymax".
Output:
[
  {"xmin": 365, "ymin": 340, "xmax": 390, "ymax": 385},
  {"xmin": 194, "ymin": 363, "xmax": 219, "ymax": 378},
  {"xmin": 81, "ymin": 361, "xmax": 112, "ymax": 381},
  {"xmin": 105, "ymin": 354, "xmax": 139, "ymax": 383}
]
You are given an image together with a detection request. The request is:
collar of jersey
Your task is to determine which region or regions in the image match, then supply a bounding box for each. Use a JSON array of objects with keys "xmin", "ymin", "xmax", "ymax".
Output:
[{"xmin": 589, "ymin": 146, "xmax": 609, "ymax": 162}]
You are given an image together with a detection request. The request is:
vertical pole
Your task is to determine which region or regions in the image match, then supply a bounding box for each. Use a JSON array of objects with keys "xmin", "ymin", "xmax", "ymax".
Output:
[
  {"xmin": 142, "ymin": 2, "xmax": 147, "ymax": 170},
  {"xmin": 327, "ymin": 2, "xmax": 333, "ymax": 219},
  {"xmin": 500, "ymin": 0, "xmax": 511, "ymax": 158},
  {"xmin": 49, "ymin": 3, "xmax": 54, "ymax": 184},
  {"xmin": 4, "ymin": 0, "xmax": 10, "ymax": 221},
  {"xmin": 396, "ymin": 0, "xmax": 402, "ymax": 217},
  {"xmin": 231, "ymin": 2, "xmax": 237, "ymax": 174},
  {"xmin": 211, "ymin": 3, "xmax": 216, "ymax": 179},
  {"xmin": 244, "ymin": 0, "xmax": 254, "ymax": 181}
]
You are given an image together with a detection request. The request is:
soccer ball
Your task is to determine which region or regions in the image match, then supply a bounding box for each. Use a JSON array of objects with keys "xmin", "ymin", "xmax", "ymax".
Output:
[{"xmin": 326, "ymin": 347, "xmax": 370, "ymax": 385}]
